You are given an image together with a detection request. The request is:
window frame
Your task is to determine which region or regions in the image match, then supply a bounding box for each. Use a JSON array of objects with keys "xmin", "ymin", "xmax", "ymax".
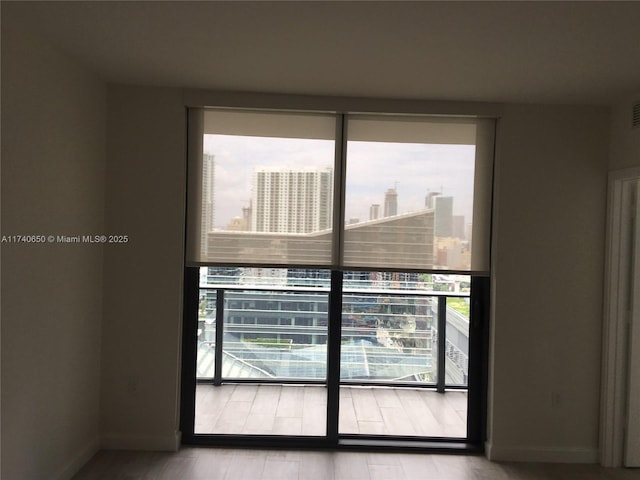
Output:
[{"xmin": 181, "ymin": 100, "xmax": 495, "ymax": 452}]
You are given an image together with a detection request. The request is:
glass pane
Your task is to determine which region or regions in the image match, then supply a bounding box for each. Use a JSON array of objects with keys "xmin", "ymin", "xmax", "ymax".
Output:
[
  {"xmin": 197, "ymin": 267, "xmax": 330, "ymax": 381},
  {"xmin": 340, "ymin": 271, "xmax": 437, "ymax": 383},
  {"xmin": 445, "ymin": 297, "xmax": 470, "ymax": 387},
  {"xmin": 338, "ymin": 272, "xmax": 469, "ymax": 438},
  {"xmin": 222, "ymin": 288, "xmax": 328, "ymax": 380},
  {"xmin": 199, "ymin": 109, "xmax": 336, "ymax": 266},
  {"xmin": 344, "ymin": 115, "xmax": 477, "ymax": 271},
  {"xmin": 195, "ymin": 267, "xmax": 329, "ymax": 436},
  {"xmin": 196, "ymin": 283, "xmax": 216, "ymax": 379},
  {"xmin": 338, "ymin": 386, "xmax": 467, "ymax": 438}
]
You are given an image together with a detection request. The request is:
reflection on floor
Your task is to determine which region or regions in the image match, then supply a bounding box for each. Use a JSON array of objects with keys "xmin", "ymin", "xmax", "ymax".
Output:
[{"xmin": 195, "ymin": 384, "xmax": 466, "ymax": 438}]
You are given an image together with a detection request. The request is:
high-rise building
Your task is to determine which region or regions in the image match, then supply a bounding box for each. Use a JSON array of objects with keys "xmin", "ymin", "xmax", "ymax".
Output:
[
  {"xmin": 370, "ymin": 204, "xmax": 380, "ymax": 220},
  {"xmin": 252, "ymin": 167, "xmax": 333, "ymax": 233},
  {"xmin": 452, "ymin": 215, "xmax": 466, "ymax": 240},
  {"xmin": 383, "ymin": 188, "xmax": 398, "ymax": 217},
  {"xmin": 242, "ymin": 201, "xmax": 252, "ymax": 232},
  {"xmin": 434, "ymin": 196, "xmax": 453, "ymax": 237},
  {"xmin": 425, "ymin": 191, "xmax": 442, "ymax": 209},
  {"xmin": 201, "ymin": 153, "xmax": 215, "ymax": 255}
]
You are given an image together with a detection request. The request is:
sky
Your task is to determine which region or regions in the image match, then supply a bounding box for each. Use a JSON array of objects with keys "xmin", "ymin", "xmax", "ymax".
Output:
[{"xmin": 203, "ymin": 134, "xmax": 475, "ymax": 230}]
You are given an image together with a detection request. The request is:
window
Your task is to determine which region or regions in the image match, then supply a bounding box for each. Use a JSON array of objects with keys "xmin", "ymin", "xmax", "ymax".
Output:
[{"xmin": 183, "ymin": 106, "xmax": 494, "ymax": 446}]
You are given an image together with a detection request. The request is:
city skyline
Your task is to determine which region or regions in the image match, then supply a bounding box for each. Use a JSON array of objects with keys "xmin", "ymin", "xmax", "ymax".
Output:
[{"xmin": 203, "ymin": 134, "xmax": 476, "ymax": 231}]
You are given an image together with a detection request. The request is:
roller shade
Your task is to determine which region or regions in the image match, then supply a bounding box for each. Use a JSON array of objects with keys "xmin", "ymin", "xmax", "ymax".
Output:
[
  {"xmin": 186, "ymin": 108, "xmax": 494, "ymax": 274},
  {"xmin": 203, "ymin": 108, "xmax": 336, "ymax": 140},
  {"xmin": 342, "ymin": 114, "xmax": 494, "ymax": 272},
  {"xmin": 187, "ymin": 108, "xmax": 337, "ymax": 266}
]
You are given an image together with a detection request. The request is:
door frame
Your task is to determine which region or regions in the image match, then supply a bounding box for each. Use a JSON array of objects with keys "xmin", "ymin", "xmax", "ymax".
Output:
[{"xmin": 600, "ymin": 166, "xmax": 640, "ymax": 467}]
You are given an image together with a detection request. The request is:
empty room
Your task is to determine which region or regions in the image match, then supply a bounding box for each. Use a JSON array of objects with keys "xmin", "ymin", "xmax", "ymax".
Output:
[{"xmin": 2, "ymin": 2, "xmax": 640, "ymax": 479}]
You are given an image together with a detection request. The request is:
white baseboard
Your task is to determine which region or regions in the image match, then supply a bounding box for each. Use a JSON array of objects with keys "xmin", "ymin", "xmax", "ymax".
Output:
[
  {"xmin": 54, "ymin": 436, "xmax": 100, "ymax": 480},
  {"xmin": 101, "ymin": 431, "xmax": 181, "ymax": 451},
  {"xmin": 485, "ymin": 441, "xmax": 599, "ymax": 464}
]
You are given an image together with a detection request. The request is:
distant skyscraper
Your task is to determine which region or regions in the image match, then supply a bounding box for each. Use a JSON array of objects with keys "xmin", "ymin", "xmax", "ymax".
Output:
[
  {"xmin": 252, "ymin": 167, "xmax": 333, "ymax": 233},
  {"xmin": 383, "ymin": 188, "xmax": 398, "ymax": 217},
  {"xmin": 201, "ymin": 153, "xmax": 215, "ymax": 255},
  {"xmin": 369, "ymin": 204, "xmax": 380, "ymax": 220},
  {"xmin": 452, "ymin": 215, "xmax": 465, "ymax": 239},
  {"xmin": 434, "ymin": 196, "xmax": 453, "ymax": 237},
  {"xmin": 242, "ymin": 201, "xmax": 252, "ymax": 232},
  {"xmin": 425, "ymin": 191, "xmax": 442, "ymax": 209}
]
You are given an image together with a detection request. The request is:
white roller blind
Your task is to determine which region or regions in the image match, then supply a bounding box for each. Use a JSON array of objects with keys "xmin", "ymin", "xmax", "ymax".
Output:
[
  {"xmin": 187, "ymin": 108, "xmax": 337, "ymax": 266},
  {"xmin": 186, "ymin": 108, "xmax": 494, "ymax": 273},
  {"xmin": 343, "ymin": 115, "xmax": 494, "ymax": 273},
  {"xmin": 203, "ymin": 108, "xmax": 335, "ymax": 140},
  {"xmin": 185, "ymin": 108, "xmax": 205, "ymax": 263},
  {"xmin": 347, "ymin": 114, "xmax": 477, "ymax": 145},
  {"xmin": 471, "ymin": 119, "xmax": 495, "ymax": 273}
]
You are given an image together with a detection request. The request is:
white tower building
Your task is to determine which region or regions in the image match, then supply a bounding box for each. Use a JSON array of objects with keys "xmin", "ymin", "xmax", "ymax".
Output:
[{"xmin": 251, "ymin": 167, "xmax": 333, "ymax": 233}]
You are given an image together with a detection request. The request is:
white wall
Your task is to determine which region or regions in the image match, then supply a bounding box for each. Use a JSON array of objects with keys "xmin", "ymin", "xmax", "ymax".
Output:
[
  {"xmin": 101, "ymin": 85, "xmax": 186, "ymax": 449},
  {"xmin": 487, "ymin": 104, "xmax": 609, "ymax": 462},
  {"xmin": 100, "ymin": 92, "xmax": 611, "ymax": 464},
  {"xmin": 609, "ymin": 94, "xmax": 640, "ymax": 170},
  {"xmin": 1, "ymin": 19, "xmax": 106, "ymax": 480}
]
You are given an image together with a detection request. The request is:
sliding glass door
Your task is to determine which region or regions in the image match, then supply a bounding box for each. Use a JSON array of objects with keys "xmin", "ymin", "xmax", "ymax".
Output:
[
  {"xmin": 194, "ymin": 268, "xmax": 330, "ymax": 437},
  {"xmin": 338, "ymin": 274, "xmax": 470, "ymax": 439},
  {"xmin": 181, "ymin": 107, "xmax": 493, "ymax": 449},
  {"xmin": 184, "ymin": 268, "xmax": 486, "ymax": 446}
]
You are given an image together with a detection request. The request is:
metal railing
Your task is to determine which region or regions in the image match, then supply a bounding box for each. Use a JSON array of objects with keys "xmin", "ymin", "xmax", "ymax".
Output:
[{"xmin": 196, "ymin": 283, "xmax": 469, "ymax": 390}]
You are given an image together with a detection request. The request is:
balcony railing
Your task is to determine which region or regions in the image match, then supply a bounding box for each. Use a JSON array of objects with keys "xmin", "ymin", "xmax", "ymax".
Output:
[{"xmin": 196, "ymin": 279, "xmax": 469, "ymax": 390}]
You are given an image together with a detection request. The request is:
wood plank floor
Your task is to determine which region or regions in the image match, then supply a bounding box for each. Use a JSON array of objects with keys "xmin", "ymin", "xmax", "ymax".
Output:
[
  {"xmin": 195, "ymin": 385, "xmax": 466, "ymax": 437},
  {"xmin": 341, "ymin": 386, "xmax": 466, "ymax": 437},
  {"xmin": 72, "ymin": 448, "xmax": 640, "ymax": 480},
  {"xmin": 195, "ymin": 384, "xmax": 327, "ymax": 436}
]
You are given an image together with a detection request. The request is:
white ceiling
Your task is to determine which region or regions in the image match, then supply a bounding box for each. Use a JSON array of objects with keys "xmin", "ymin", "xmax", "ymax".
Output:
[{"xmin": 4, "ymin": 1, "xmax": 640, "ymax": 105}]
